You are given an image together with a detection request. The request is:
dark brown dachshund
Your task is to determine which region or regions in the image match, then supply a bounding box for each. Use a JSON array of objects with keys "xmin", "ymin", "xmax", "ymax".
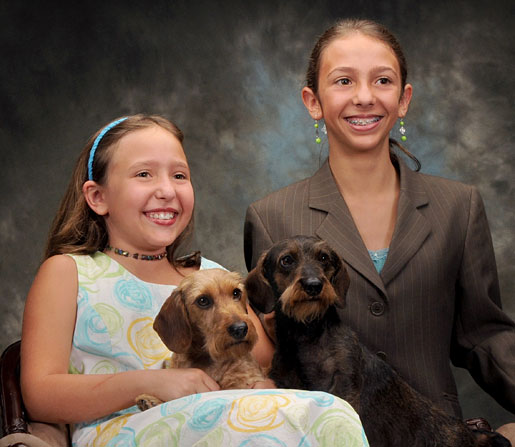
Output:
[
  {"xmin": 137, "ymin": 268, "xmax": 266, "ymax": 410},
  {"xmin": 246, "ymin": 236, "xmax": 510, "ymax": 447}
]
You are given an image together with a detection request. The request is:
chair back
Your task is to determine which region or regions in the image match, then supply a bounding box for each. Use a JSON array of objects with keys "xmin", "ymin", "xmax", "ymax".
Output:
[{"xmin": 0, "ymin": 340, "xmax": 29, "ymax": 436}]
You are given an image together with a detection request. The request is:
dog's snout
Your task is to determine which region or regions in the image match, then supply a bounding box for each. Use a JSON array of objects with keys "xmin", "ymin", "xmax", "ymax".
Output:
[
  {"xmin": 302, "ymin": 277, "xmax": 323, "ymax": 296},
  {"xmin": 228, "ymin": 321, "xmax": 248, "ymax": 340}
]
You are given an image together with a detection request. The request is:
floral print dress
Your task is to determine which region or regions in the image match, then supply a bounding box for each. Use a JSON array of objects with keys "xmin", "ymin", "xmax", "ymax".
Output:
[{"xmin": 69, "ymin": 252, "xmax": 368, "ymax": 447}]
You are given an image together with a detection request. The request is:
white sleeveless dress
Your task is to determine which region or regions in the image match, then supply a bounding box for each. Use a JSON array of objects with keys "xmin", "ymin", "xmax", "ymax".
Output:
[{"xmin": 69, "ymin": 252, "xmax": 368, "ymax": 447}]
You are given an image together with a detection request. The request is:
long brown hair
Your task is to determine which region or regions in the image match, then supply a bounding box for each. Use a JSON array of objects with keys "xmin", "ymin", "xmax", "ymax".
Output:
[
  {"xmin": 306, "ymin": 18, "xmax": 421, "ymax": 171},
  {"xmin": 44, "ymin": 114, "xmax": 195, "ymax": 265}
]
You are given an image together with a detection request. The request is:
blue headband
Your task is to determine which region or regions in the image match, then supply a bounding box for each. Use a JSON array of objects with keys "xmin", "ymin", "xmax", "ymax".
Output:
[{"xmin": 87, "ymin": 117, "xmax": 129, "ymax": 181}]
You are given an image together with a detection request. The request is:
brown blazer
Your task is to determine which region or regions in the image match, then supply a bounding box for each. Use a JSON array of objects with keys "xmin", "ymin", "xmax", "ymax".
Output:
[{"xmin": 244, "ymin": 158, "xmax": 515, "ymax": 418}]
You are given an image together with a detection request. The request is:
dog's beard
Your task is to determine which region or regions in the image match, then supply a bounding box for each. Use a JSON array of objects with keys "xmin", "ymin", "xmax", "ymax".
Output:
[
  {"xmin": 204, "ymin": 323, "xmax": 258, "ymax": 361},
  {"xmin": 280, "ymin": 281, "xmax": 339, "ymax": 324}
]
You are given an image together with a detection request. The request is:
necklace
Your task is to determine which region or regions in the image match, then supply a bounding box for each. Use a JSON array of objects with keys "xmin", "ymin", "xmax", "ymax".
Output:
[{"xmin": 105, "ymin": 245, "xmax": 168, "ymax": 261}]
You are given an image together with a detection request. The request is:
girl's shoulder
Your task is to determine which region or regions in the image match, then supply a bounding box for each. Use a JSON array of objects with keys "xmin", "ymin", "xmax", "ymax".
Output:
[
  {"xmin": 399, "ymin": 156, "xmax": 476, "ymax": 199},
  {"xmin": 39, "ymin": 253, "xmax": 78, "ymax": 277},
  {"xmin": 200, "ymin": 257, "xmax": 226, "ymax": 270},
  {"xmin": 416, "ymin": 170, "xmax": 472, "ymax": 188},
  {"xmin": 65, "ymin": 251, "xmax": 118, "ymax": 276},
  {"xmin": 28, "ymin": 255, "xmax": 79, "ymax": 308},
  {"xmin": 63, "ymin": 251, "xmax": 227, "ymax": 284},
  {"xmin": 413, "ymin": 170, "xmax": 477, "ymax": 200}
]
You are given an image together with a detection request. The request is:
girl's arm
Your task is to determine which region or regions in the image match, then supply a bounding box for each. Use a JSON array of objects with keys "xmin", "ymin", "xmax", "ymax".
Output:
[
  {"xmin": 21, "ymin": 255, "xmax": 219, "ymax": 424},
  {"xmin": 248, "ymin": 304, "xmax": 274, "ymax": 370},
  {"xmin": 248, "ymin": 305, "xmax": 276, "ymax": 388}
]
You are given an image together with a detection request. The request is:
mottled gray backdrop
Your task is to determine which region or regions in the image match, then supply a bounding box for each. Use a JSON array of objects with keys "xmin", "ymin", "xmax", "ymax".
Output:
[{"xmin": 1, "ymin": 0, "xmax": 513, "ymax": 427}]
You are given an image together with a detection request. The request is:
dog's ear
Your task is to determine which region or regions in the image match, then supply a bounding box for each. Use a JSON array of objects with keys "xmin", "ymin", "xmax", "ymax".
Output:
[
  {"xmin": 245, "ymin": 255, "xmax": 277, "ymax": 314},
  {"xmin": 153, "ymin": 289, "xmax": 192, "ymax": 353},
  {"xmin": 331, "ymin": 253, "xmax": 351, "ymax": 307}
]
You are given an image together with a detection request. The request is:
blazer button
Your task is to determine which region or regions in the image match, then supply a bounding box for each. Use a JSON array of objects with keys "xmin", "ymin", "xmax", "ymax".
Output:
[{"xmin": 370, "ymin": 302, "xmax": 385, "ymax": 316}]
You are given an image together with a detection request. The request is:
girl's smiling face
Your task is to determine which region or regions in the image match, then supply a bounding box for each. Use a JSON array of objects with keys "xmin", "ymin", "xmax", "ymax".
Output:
[
  {"xmin": 96, "ymin": 125, "xmax": 194, "ymax": 255},
  {"xmin": 303, "ymin": 32, "xmax": 412, "ymax": 155}
]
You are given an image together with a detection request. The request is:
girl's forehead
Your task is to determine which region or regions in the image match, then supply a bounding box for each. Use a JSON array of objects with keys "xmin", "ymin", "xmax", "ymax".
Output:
[
  {"xmin": 321, "ymin": 33, "xmax": 400, "ymax": 71},
  {"xmin": 111, "ymin": 126, "xmax": 187, "ymax": 163}
]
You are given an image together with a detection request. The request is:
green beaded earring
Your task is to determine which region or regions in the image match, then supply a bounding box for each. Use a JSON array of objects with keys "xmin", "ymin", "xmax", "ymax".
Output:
[
  {"xmin": 314, "ymin": 120, "xmax": 321, "ymax": 144},
  {"xmin": 399, "ymin": 118, "xmax": 407, "ymax": 142}
]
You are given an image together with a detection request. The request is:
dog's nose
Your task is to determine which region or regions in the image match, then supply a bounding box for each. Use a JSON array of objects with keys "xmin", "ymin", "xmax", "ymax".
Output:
[
  {"xmin": 228, "ymin": 322, "xmax": 248, "ymax": 340},
  {"xmin": 302, "ymin": 277, "xmax": 323, "ymax": 296}
]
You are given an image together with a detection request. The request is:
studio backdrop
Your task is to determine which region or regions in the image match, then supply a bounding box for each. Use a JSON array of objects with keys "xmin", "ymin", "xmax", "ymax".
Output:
[{"xmin": 0, "ymin": 0, "xmax": 513, "ymax": 427}]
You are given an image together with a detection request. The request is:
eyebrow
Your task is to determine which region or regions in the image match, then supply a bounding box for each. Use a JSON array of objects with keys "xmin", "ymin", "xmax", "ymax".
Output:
[
  {"xmin": 371, "ymin": 66, "xmax": 398, "ymax": 75},
  {"xmin": 129, "ymin": 160, "xmax": 190, "ymax": 170},
  {"xmin": 328, "ymin": 66, "xmax": 398, "ymax": 76}
]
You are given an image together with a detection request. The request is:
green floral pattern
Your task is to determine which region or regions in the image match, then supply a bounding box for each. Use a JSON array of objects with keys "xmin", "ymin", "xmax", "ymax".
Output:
[{"xmin": 69, "ymin": 253, "xmax": 368, "ymax": 446}]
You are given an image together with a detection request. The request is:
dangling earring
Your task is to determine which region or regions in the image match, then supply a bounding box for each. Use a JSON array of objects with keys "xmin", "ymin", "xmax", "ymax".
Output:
[
  {"xmin": 314, "ymin": 120, "xmax": 327, "ymax": 144},
  {"xmin": 314, "ymin": 120, "xmax": 321, "ymax": 144},
  {"xmin": 399, "ymin": 118, "xmax": 407, "ymax": 142}
]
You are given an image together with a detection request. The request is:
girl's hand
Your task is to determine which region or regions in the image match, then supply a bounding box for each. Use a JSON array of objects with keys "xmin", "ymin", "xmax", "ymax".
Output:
[
  {"xmin": 248, "ymin": 305, "xmax": 275, "ymax": 369},
  {"xmin": 21, "ymin": 255, "xmax": 222, "ymax": 424},
  {"xmin": 150, "ymin": 368, "xmax": 220, "ymax": 402}
]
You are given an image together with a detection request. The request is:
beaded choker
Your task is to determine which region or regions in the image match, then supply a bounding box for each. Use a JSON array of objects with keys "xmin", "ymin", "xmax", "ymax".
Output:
[{"xmin": 105, "ymin": 245, "xmax": 168, "ymax": 261}]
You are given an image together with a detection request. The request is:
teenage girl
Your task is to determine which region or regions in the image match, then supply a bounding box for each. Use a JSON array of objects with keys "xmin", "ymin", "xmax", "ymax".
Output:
[
  {"xmin": 21, "ymin": 114, "xmax": 368, "ymax": 446},
  {"xmin": 244, "ymin": 19, "xmax": 515, "ymax": 442}
]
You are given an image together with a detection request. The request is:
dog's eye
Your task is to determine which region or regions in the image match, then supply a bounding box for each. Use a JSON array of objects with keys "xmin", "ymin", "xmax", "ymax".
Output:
[
  {"xmin": 232, "ymin": 288, "xmax": 242, "ymax": 300},
  {"xmin": 195, "ymin": 295, "xmax": 212, "ymax": 308},
  {"xmin": 319, "ymin": 253, "xmax": 329, "ymax": 263},
  {"xmin": 280, "ymin": 255, "xmax": 295, "ymax": 268}
]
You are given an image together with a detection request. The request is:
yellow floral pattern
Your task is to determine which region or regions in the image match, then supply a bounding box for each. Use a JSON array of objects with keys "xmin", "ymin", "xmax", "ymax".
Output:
[
  {"xmin": 227, "ymin": 393, "xmax": 290, "ymax": 432},
  {"xmin": 128, "ymin": 317, "xmax": 170, "ymax": 368},
  {"xmin": 69, "ymin": 254, "xmax": 368, "ymax": 447},
  {"xmin": 92, "ymin": 413, "xmax": 133, "ymax": 447}
]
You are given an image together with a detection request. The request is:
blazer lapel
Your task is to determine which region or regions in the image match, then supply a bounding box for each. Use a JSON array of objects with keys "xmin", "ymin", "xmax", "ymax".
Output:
[
  {"xmin": 309, "ymin": 158, "xmax": 432, "ymax": 293},
  {"xmin": 380, "ymin": 159, "xmax": 431, "ymax": 286},
  {"xmin": 309, "ymin": 161, "xmax": 387, "ymax": 295}
]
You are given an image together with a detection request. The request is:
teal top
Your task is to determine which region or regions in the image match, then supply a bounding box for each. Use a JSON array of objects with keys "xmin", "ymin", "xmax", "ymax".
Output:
[{"xmin": 368, "ymin": 248, "xmax": 389, "ymax": 273}]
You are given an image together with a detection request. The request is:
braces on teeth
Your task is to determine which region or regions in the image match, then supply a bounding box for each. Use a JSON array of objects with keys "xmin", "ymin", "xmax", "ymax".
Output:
[{"xmin": 347, "ymin": 117, "xmax": 380, "ymax": 125}]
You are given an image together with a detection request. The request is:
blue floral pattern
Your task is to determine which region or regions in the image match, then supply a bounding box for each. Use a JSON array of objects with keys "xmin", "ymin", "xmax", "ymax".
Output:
[{"xmin": 69, "ymin": 252, "xmax": 368, "ymax": 446}]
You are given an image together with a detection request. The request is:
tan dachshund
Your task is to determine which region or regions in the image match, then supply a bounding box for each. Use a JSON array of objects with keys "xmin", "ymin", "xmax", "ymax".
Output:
[{"xmin": 137, "ymin": 268, "xmax": 265, "ymax": 410}]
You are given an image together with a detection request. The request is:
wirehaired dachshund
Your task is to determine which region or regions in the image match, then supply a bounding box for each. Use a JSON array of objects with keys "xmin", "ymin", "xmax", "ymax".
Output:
[
  {"xmin": 245, "ymin": 236, "xmax": 510, "ymax": 447},
  {"xmin": 137, "ymin": 268, "xmax": 266, "ymax": 410}
]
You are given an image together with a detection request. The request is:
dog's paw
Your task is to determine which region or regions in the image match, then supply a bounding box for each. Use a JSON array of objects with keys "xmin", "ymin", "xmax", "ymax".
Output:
[{"xmin": 136, "ymin": 394, "xmax": 163, "ymax": 411}]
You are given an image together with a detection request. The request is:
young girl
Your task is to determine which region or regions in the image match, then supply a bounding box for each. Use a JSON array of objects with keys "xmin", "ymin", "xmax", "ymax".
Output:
[
  {"xmin": 244, "ymin": 19, "xmax": 515, "ymax": 441},
  {"xmin": 21, "ymin": 114, "xmax": 368, "ymax": 446}
]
